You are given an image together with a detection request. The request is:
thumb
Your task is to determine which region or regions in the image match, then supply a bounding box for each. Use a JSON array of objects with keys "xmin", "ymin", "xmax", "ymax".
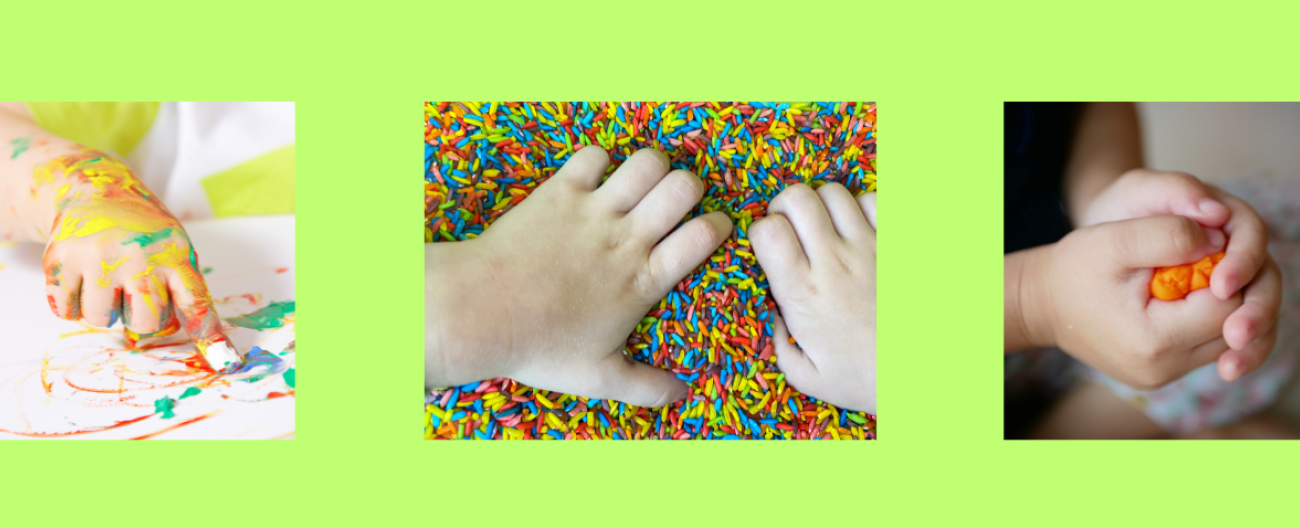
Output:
[
  {"xmin": 1102, "ymin": 215, "xmax": 1225, "ymax": 269},
  {"xmin": 771, "ymin": 313, "xmax": 819, "ymax": 393},
  {"xmin": 586, "ymin": 353, "xmax": 688, "ymax": 408}
]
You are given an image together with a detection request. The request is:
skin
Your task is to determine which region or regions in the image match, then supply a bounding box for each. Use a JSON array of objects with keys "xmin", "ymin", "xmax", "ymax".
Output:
[
  {"xmin": 0, "ymin": 103, "xmax": 240, "ymax": 372},
  {"xmin": 749, "ymin": 184, "xmax": 876, "ymax": 414},
  {"xmin": 426, "ymin": 146, "xmax": 732, "ymax": 408},
  {"xmin": 1005, "ymin": 102, "xmax": 1284, "ymax": 438},
  {"xmin": 1079, "ymin": 169, "xmax": 1281, "ymax": 381},
  {"xmin": 1008, "ymin": 215, "xmax": 1240, "ymax": 390},
  {"xmin": 1005, "ymin": 103, "xmax": 1280, "ymax": 384}
]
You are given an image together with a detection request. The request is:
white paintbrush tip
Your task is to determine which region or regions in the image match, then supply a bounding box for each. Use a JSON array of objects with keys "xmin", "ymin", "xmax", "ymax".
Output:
[{"xmin": 204, "ymin": 341, "xmax": 243, "ymax": 373}]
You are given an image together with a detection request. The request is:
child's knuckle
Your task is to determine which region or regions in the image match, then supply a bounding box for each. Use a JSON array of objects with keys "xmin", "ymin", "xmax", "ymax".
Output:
[
  {"xmin": 687, "ymin": 220, "xmax": 714, "ymax": 252},
  {"xmin": 631, "ymin": 266, "xmax": 658, "ymax": 302},
  {"xmin": 785, "ymin": 183, "xmax": 816, "ymax": 204},
  {"xmin": 1162, "ymin": 171, "xmax": 1198, "ymax": 187},
  {"xmin": 667, "ymin": 172, "xmax": 700, "ymax": 201}
]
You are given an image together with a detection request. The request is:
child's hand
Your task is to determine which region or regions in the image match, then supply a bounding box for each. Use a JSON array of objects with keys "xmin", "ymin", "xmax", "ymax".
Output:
[
  {"xmin": 1079, "ymin": 168, "xmax": 1282, "ymax": 381},
  {"xmin": 425, "ymin": 147, "xmax": 733, "ymax": 408},
  {"xmin": 1022, "ymin": 215, "xmax": 1244, "ymax": 390},
  {"xmin": 749, "ymin": 184, "xmax": 876, "ymax": 414},
  {"xmin": 37, "ymin": 151, "xmax": 241, "ymax": 372}
]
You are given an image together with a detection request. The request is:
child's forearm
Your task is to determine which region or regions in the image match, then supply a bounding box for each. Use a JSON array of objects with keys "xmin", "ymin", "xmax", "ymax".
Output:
[
  {"xmin": 1061, "ymin": 102, "xmax": 1144, "ymax": 227},
  {"xmin": 1005, "ymin": 245, "xmax": 1056, "ymax": 352},
  {"xmin": 0, "ymin": 108, "xmax": 97, "ymax": 242}
]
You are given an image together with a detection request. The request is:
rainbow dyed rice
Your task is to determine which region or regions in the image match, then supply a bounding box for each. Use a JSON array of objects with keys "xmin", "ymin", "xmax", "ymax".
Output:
[{"xmin": 426, "ymin": 102, "xmax": 876, "ymax": 440}]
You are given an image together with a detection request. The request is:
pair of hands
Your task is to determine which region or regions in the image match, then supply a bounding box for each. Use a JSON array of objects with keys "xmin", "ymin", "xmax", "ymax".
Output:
[
  {"xmin": 1017, "ymin": 169, "xmax": 1280, "ymax": 390},
  {"xmin": 426, "ymin": 146, "xmax": 877, "ymax": 413}
]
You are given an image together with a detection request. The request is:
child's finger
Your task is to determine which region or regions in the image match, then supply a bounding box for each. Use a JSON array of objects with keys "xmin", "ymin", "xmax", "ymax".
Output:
[
  {"xmin": 643, "ymin": 212, "xmax": 731, "ymax": 298},
  {"xmin": 166, "ymin": 268, "xmax": 241, "ymax": 372},
  {"xmin": 771, "ymin": 313, "xmax": 820, "ymax": 396},
  {"xmin": 1208, "ymin": 188, "xmax": 1268, "ymax": 300},
  {"xmin": 1178, "ymin": 336, "xmax": 1231, "ymax": 375},
  {"xmin": 549, "ymin": 144, "xmax": 609, "ymax": 192},
  {"xmin": 749, "ymin": 213, "xmax": 811, "ymax": 286},
  {"xmin": 767, "ymin": 184, "xmax": 839, "ymax": 259},
  {"xmin": 126, "ymin": 311, "xmax": 181, "ymax": 349},
  {"xmin": 585, "ymin": 352, "xmax": 688, "ymax": 408},
  {"xmin": 1103, "ymin": 215, "xmax": 1224, "ymax": 269},
  {"xmin": 1222, "ymin": 256, "xmax": 1281, "ymax": 350},
  {"xmin": 1217, "ymin": 324, "xmax": 1277, "ymax": 382},
  {"xmin": 816, "ymin": 183, "xmax": 871, "ymax": 241},
  {"xmin": 123, "ymin": 279, "xmax": 168, "ymax": 335},
  {"xmin": 44, "ymin": 265, "xmax": 83, "ymax": 320},
  {"xmin": 1149, "ymin": 286, "xmax": 1242, "ymax": 349},
  {"xmin": 79, "ymin": 279, "xmax": 120, "ymax": 328},
  {"xmin": 857, "ymin": 192, "xmax": 877, "ymax": 231},
  {"xmin": 107, "ymin": 287, "xmax": 125, "ymax": 328},
  {"xmin": 592, "ymin": 148, "xmax": 671, "ymax": 212},
  {"xmin": 627, "ymin": 169, "xmax": 703, "ymax": 241}
]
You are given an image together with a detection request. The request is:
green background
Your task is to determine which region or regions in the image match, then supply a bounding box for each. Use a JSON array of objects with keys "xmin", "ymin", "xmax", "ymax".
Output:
[{"xmin": 4, "ymin": 0, "xmax": 1299, "ymax": 525}]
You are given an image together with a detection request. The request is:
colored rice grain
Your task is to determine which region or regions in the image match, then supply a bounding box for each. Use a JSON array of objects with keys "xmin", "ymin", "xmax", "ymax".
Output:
[{"xmin": 425, "ymin": 102, "xmax": 876, "ymax": 440}]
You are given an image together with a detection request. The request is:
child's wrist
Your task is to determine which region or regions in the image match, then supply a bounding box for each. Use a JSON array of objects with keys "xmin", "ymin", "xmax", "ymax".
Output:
[
  {"xmin": 424, "ymin": 241, "xmax": 496, "ymax": 388},
  {"xmin": 1005, "ymin": 245, "xmax": 1057, "ymax": 351},
  {"xmin": 425, "ymin": 245, "xmax": 457, "ymax": 388}
]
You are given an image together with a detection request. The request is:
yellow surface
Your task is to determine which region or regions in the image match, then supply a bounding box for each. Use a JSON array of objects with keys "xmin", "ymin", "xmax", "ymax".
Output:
[
  {"xmin": 26, "ymin": 102, "xmax": 160, "ymax": 156},
  {"xmin": 200, "ymin": 145, "xmax": 296, "ymax": 217}
]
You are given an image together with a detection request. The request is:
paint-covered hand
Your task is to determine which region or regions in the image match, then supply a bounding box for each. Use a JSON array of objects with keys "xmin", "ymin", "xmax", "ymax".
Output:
[
  {"xmin": 426, "ymin": 146, "xmax": 732, "ymax": 408},
  {"xmin": 36, "ymin": 150, "xmax": 242, "ymax": 372},
  {"xmin": 1078, "ymin": 169, "xmax": 1281, "ymax": 382},
  {"xmin": 750, "ymin": 184, "xmax": 876, "ymax": 414}
]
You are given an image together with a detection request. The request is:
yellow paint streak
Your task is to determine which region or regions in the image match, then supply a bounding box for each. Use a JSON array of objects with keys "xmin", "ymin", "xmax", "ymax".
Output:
[
  {"xmin": 35, "ymin": 148, "xmax": 175, "ymax": 243},
  {"xmin": 152, "ymin": 275, "xmax": 168, "ymax": 314},
  {"xmin": 51, "ymin": 200, "xmax": 173, "ymax": 241},
  {"xmin": 130, "ymin": 265, "xmax": 154, "ymax": 281},
  {"xmin": 96, "ymin": 256, "xmax": 129, "ymax": 288}
]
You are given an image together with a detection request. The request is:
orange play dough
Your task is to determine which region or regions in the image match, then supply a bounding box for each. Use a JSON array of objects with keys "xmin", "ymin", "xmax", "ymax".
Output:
[{"xmin": 1150, "ymin": 251, "xmax": 1224, "ymax": 301}]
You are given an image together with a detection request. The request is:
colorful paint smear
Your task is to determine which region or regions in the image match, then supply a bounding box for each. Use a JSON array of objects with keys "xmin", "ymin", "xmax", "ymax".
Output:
[
  {"xmin": 425, "ymin": 102, "xmax": 876, "ymax": 440},
  {"xmin": 225, "ymin": 301, "xmax": 295, "ymax": 330},
  {"xmin": 10, "ymin": 135, "xmax": 31, "ymax": 159},
  {"xmin": 0, "ymin": 298, "xmax": 295, "ymax": 439}
]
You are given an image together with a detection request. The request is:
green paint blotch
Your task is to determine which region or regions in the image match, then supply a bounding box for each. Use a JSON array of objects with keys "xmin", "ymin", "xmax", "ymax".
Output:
[
  {"xmin": 10, "ymin": 136, "xmax": 31, "ymax": 159},
  {"xmin": 283, "ymin": 368, "xmax": 295, "ymax": 389},
  {"xmin": 178, "ymin": 387, "xmax": 201, "ymax": 400},
  {"xmin": 154, "ymin": 397, "xmax": 176, "ymax": 419},
  {"xmin": 225, "ymin": 300, "xmax": 295, "ymax": 330},
  {"xmin": 201, "ymin": 267, "xmax": 214, "ymax": 275},
  {"xmin": 122, "ymin": 227, "xmax": 174, "ymax": 248}
]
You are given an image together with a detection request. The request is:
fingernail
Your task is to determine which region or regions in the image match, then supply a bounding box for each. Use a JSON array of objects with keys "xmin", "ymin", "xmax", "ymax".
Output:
[
  {"xmin": 1206, "ymin": 228, "xmax": 1225, "ymax": 249},
  {"xmin": 1198, "ymin": 199, "xmax": 1227, "ymax": 215}
]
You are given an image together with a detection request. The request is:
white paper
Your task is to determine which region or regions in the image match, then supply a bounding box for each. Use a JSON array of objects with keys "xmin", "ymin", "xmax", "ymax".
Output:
[{"xmin": 0, "ymin": 214, "xmax": 295, "ymax": 439}]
